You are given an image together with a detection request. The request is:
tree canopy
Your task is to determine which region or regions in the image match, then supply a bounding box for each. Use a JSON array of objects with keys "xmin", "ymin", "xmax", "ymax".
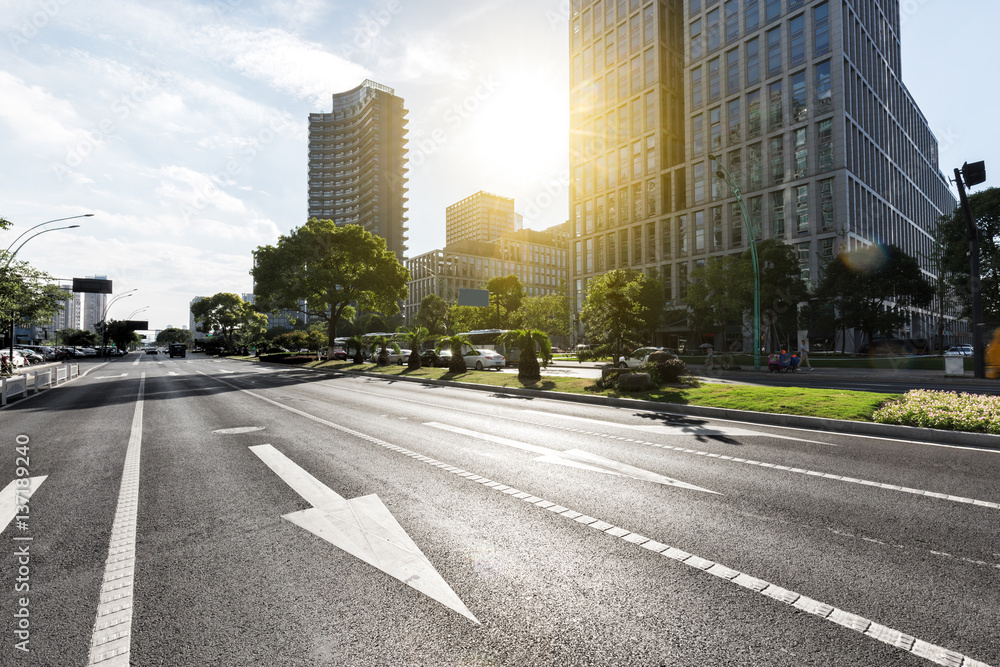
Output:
[
  {"xmin": 686, "ymin": 254, "xmax": 753, "ymax": 352},
  {"xmin": 415, "ymin": 294, "xmax": 449, "ymax": 336},
  {"xmin": 252, "ymin": 221, "xmax": 409, "ymax": 354},
  {"xmin": 520, "ymin": 293, "xmax": 571, "ymax": 342},
  {"xmin": 487, "ymin": 274, "xmax": 525, "ymax": 329},
  {"xmin": 156, "ymin": 328, "xmax": 194, "ymax": 345},
  {"xmin": 937, "ymin": 186, "xmax": 1000, "ymax": 322},
  {"xmin": 190, "ymin": 292, "xmax": 266, "ymax": 352},
  {"xmin": 753, "ymin": 239, "xmax": 809, "ymax": 351},
  {"xmin": 815, "ymin": 243, "xmax": 933, "ymax": 347},
  {"xmin": 579, "ymin": 269, "xmax": 648, "ymax": 361}
]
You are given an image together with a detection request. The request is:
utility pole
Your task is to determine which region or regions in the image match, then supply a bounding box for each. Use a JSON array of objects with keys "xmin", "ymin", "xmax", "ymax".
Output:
[{"xmin": 953, "ymin": 161, "xmax": 987, "ymax": 379}]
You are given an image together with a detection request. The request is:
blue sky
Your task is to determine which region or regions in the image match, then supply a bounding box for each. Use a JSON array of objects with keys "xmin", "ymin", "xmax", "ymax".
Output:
[{"xmin": 0, "ymin": 0, "xmax": 995, "ymax": 331}]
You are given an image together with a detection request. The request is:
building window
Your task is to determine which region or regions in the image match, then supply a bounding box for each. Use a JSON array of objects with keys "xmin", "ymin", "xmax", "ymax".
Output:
[
  {"xmin": 647, "ymin": 179, "xmax": 657, "ymax": 216},
  {"xmin": 644, "ymin": 5, "xmax": 655, "ymax": 44},
  {"xmin": 608, "ymin": 231, "xmax": 617, "ymax": 268},
  {"xmin": 747, "ymin": 89, "xmax": 761, "ymax": 137},
  {"xmin": 644, "ymin": 47, "xmax": 655, "ymax": 88},
  {"xmin": 821, "ymin": 237, "xmax": 834, "ymax": 259},
  {"xmin": 724, "ymin": 0, "xmax": 739, "ymax": 43},
  {"xmin": 749, "ymin": 195, "xmax": 763, "ymax": 238},
  {"xmin": 746, "ymin": 37, "xmax": 760, "ymax": 85},
  {"xmin": 664, "ymin": 264, "xmax": 673, "ymax": 301},
  {"xmin": 797, "ymin": 241, "xmax": 810, "ymax": 282},
  {"xmin": 818, "ymin": 118, "xmax": 833, "ymax": 171},
  {"xmin": 692, "ymin": 114, "xmax": 704, "ymax": 156},
  {"xmin": 678, "ymin": 213, "xmax": 688, "ymax": 256},
  {"xmin": 768, "ymin": 80, "xmax": 783, "ymax": 130},
  {"xmin": 712, "ymin": 206, "xmax": 723, "ymax": 249},
  {"xmin": 710, "ymin": 106, "xmax": 722, "ymax": 153},
  {"xmin": 679, "ymin": 262, "xmax": 689, "ymax": 299},
  {"xmin": 694, "ymin": 162, "xmax": 705, "ymax": 203},
  {"xmin": 766, "ymin": 27, "xmax": 781, "ymax": 77},
  {"xmin": 620, "ymin": 229, "xmax": 629, "ymax": 265},
  {"xmin": 575, "ymin": 240, "xmax": 582, "ymax": 274},
  {"xmin": 707, "ymin": 7, "xmax": 720, "ymax": 52},
  {"xmin": 608, "ymin": 191, "xmax": 617, "ymax": 226},
  {"xmin": 596, "ymin": 235, "xmax": 605, "ymax": 272},
  {"xmin": 631, "ymin": 54, "xmax": 641, "ymax": 95},
  {"xmin": 728, "ymin": 148, "xmax": 742, "ymax": 188},
  {"xmin": 597, "ymin": 194, "xmax": 606, "ymax": 229},
  {"xmin": 815, "ymin": 2, "xmax": 830, "ymax": 56},
  {"xmin": 816, "ymin": 60, "xmax": 832, "ymax": 112},
  {"xmin": 745, "ymin": 0, "xmax": 759, "ymax": 31},
  {"xmin": 771, "ymin": 190, "xmax": 785, "ymax": 239},
  {"xmin": 731, "ymin": 202, "xmax": 743, "ymax": 246},
  {"xmin": 646, "ymin": 221, "xmax": 656, "ymax": 261},
  {"xmin": 748, "ymin": 143, "xmax": 763, "ymax": 190},
  {"xmin": 586, "ymin": 237, "xmax": 594, "ymax": 273},
  {"xmin": 791, "ymin": 70, "xmax": 807, "ymax": 122},
  {"xmin": 633, "ymin": 182, "xmax": 643, "ymax": 219},
  {"xmin": 633, "ymin": 225, "xmax": 642, "ymax": 264},
  {"xmin": 691, "ymin": 19, "xmax": 703, "ymax": 60},
  {"xmin": 620, "ymin": 145, "xmax": 629, "ymax": 183},
  {"xmin": 690, "ymin": 0, "xmax": 701, "ymax": 15},
  {"xmin": 727, "ymin": 98, "xmax": 741, "ymax": 145},
  {"xmin": 695, "ymin": 210, "xmax": 706, "ymax": 253},
  {"xmin": 662, "ymin": 217, "xmax": 673, "ymax": 258},
  {"xmin": 793, "ymin": 127, "xmax": 808, "ymax": 178},
  {"xmin": 620, "ymin": 186, "xmax": 629, "ymax": 223},
  {"xmin": 647, "ymin": 135, "xmax": 656, "ymax": 174},
  {"xmin": 795, "ymin": 184, "xmax": 809, "ymax": 234},
  {"xmin": 708, "ymin": 57, "xmax": 721, "ymax": 102},
  {"xmin": 769, "ymin": 136, "xmax": 784, "ymax": 184},
  {"xmin": 765, "ymin": 0, "xmax": 780, "ymax": 24},
  {"xmin": 726, "ymin": 49, "xmax": 740, "ymax": 95},
  {"xmin": 645, "ymin": 91, "xmax": 655, "ymax": 129},
  {"xmin": 691, "ymin": 66, "xmax": 703, "ymax": 108},
  {"xmin": 789, "ymin": 14, "xmax": 805, "ymax": 67},
  {"xmin": 820, "ymin": 178, "xmax": 834, "ymax": 230},
  {"xmin": 633, "ymin": 140, "xmax": 642, "ymax": 180}
]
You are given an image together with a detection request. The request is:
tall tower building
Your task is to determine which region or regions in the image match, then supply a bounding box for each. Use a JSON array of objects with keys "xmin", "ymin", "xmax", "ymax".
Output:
[
  {"xmin": 81, "ymin": 275, "xmax": 109, "ymax": 333},
  {"xmin": 445, "ymin": 191, "xmax": 518, "ymax": 246},
  {"xmin": 568, "ymin": 0, "xmax": 954, "ymax": 348},
  {"xmin": 308, "ymin": 79, "xmax": 410, "ymax": 260}
]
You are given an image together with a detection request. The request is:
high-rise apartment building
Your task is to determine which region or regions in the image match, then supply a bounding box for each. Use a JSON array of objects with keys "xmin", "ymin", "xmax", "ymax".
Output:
[
  {"xmin": 569, "ymin": 0, "xmax": 954, "ymax": 349},
  {"xmin": 446, "ymin": 191, "xmax": 519, "ymax": 246},
  {"xmin": 81, "ymin": 275, "xmax": 109, "ymax": 333},
  {"xmin": 307, "ymin": 79, "xmax": 409, "ymax": 260}
]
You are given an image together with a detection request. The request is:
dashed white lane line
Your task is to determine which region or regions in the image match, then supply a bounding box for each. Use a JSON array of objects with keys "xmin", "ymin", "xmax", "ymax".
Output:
[
  {"xmin": 87, "ymin": 373, "xmax": 145, "ymax": 666},
  {"xmin": 521, "ymin": 412, "xmax": 1000, "ymax": 511},
  {"xmin": 197, "ymin": 370, "xmax": 993, "ymax": 667}
]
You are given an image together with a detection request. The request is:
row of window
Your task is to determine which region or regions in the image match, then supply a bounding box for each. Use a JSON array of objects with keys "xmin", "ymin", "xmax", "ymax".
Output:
[
  {"xmin": 573, "ymin": 177, "xmax": 836, "ymax": 276},
  {"xmin": 571, "ymin": 0, "xmax": 657, "ymax": 55},
  {"xmin": 691, "ymin": 1, "xmax": 829, "ymax": 66}
]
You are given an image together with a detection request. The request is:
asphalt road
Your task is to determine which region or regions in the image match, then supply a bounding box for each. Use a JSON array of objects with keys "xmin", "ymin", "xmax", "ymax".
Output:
[{"xmin": 1, "ymin": 354, "xmax": 998, "ymax": 666}]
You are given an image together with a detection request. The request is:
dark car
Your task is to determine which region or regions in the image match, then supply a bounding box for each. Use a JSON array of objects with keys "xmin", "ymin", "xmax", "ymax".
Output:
[
  {"xmin": 145, "ymin": 347, "xmax": 158, "ymax": 355},
  {"xmin": 169, "ymin": 343, "xmax": 187, "ymax": 358}
]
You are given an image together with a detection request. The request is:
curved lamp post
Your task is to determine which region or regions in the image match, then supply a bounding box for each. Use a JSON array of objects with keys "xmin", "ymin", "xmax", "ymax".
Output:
[
  {"xmin": 5, "ymin": 214, "xmax": 93, "ymax": 254},
  {"xmin": 709, "ymin": 154, "xmax": 761, "ymax": 372}
]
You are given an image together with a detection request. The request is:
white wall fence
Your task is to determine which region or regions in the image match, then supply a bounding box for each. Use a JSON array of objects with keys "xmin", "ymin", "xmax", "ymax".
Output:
[{"xmin": 2, "ymin": 363, "xmax": 79, "ymax": 405}]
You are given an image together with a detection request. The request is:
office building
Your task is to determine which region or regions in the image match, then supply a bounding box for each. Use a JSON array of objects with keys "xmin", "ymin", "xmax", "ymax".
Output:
[
  {"xmin": 308, "ymin": 79, "xmax": 410, "ymax": 260},
  {"xmin": 81, "ymin": 275, "xmax": 109, "ymax": 333},
  {"xmin": 446, "ymin": 191, "xmax": 519, "ymax": 246},
  {"xmin": 568, "ymin": 0, "xmax": 955, "ymax": 349}
]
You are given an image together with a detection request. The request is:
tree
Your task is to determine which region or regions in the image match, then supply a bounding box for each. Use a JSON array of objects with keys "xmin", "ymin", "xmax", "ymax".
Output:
[
  {"xmin": 252, "ymin": 220, "xmax": 409, "ymax": 357},
  {"xmin": 397, "ymin": 325, "xmax": 431, "ymax": 369},
  {"xmin": 815, "ymin": 244, "xmax": 934, "ymax": 349},
  {"xmin": 487, "ymin": 274, "xmax": 525, "ymax": 329},
  {"xmin": 156, "ymin": 328, "xmax": 193, "ymax": 345},
  {"xmin": 520, "ymin": 294, "xmax": 571, "ymax": 343},
  {"xmin": 497, "ymin": 329, "xmax": 551, "ymax": 382},
  {"xmin": 751, "ymin": 239, "xmax": 809, "ymax": 352},
  {"xmin": 686, "ymin": 255, "xmax": 753, "ymax": 363},
  {"xmin": 633, "ymin": 268, "xmax": 669, "ymax": 345},
  {"xmin": 937, "ymin": 186, "xmax": 1000, "ymax": 322},
  {"xmin": 448, "ymin": 304, "xmax": 492, "ymax": 334},
  {"xmin": 61, "ymin": 328, "xmax": 97, "ymax": 347},
  {"xmin": 579, "ymin": 270, "xmax": 648, "ymax": 362},
  {"xmin": 190, "ymin": 292, "xmax": 262, "ymax": 352},
  {"xmin": 103, "ymin": 320, "xmax": 143, "ymax": 351},
  {"xmin": 437, "ymin": 333, "xmax": 472, "ymax": 373},
  {"xmin": 0, "ymin": 258, "xmax": 64, "ymax": 357},
  {"xmin": 346, "ymin": 334, "xmax": 366, "ymax": 363},
  {"xmin": 415, "ymin": 294, "xmax": 449, "ymax": 336}
]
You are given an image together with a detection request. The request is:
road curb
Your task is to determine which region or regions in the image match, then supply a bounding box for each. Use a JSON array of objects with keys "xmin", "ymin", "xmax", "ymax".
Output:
[{"xmin": 266, "ymin": 361, "xmax": 1000, "ymax": 450}]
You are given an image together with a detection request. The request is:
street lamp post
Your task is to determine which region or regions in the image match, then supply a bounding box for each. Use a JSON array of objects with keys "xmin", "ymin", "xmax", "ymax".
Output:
[
  {"xmin": 709, "ymin": 154, "xmax": 761, "ymax": 372},
  {"xmin": 4, "ymin": 214, "xmax": 93, "ymax": 255},
  {"xmin": 953, "ymin": 161, "xmax": 987, "ymax": 378},
  {"xmin": 100, "ymin": 290, "xmax": 137, "ymax": 357},
  {"xmin": 125, "ymin": 306, "xmax": 149, "ymax": 352}
]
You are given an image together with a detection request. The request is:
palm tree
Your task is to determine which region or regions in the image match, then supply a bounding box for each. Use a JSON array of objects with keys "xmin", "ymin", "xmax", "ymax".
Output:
[
  {"xmin": 497, "ymin": 329, "xmax": 551, "ymax": 382},
  {"xmin": 436, "ymin": 333, "xmax": 472, "ymax": 374},
  {"xmin": 367, "ymin": 335, "xmax": 400, "ymax": 366},
  {"xmin": 346, "ymin": 334, "xmax": 365, "ymax": 364},
  {"xmin": 397, "ymin": 325, "xmax": 431, "ymax": 369}
]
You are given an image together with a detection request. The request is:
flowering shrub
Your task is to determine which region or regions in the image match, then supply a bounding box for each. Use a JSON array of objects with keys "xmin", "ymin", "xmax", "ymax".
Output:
[{"xmin": 872, "ymin": 389, "xmax": 1000, "ymax": 434}]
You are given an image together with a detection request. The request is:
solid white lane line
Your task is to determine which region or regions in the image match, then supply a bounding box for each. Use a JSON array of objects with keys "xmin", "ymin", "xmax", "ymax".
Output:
[
  {"xmin": 88, "ymin": 373, "xmax": 145, "ymax": 666},
  {"xmin": 522, "ymin": 411, "xmax": 1000, "ymax": 510},
  {"xmin": 0, "ymin": 477, "xmax": 47, "ymax": 534},
  {"xmin": 196, "ymin": 370, "xmax": 992, "ymax": 665}
]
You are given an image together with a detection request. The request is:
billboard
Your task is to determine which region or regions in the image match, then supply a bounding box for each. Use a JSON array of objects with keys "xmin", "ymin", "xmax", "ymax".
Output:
[
  {"xmin": 458, "ymin": 288, "xmax": 489, "ymax": 307},
  {"xmin": 72, "ymin": 278, "xmax": 113, "ymax": 294}
]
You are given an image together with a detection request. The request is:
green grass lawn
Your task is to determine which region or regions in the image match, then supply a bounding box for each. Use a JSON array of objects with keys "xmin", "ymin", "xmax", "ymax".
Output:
[{"xmin": 302, "ymin": 359, "xmax": 896, "ymax": 422}]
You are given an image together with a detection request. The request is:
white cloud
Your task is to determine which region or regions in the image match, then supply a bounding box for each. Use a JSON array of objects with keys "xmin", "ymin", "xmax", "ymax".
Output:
[{"xmin": 0, "ymin": 71, "xmax": 87, "ymax": 152}]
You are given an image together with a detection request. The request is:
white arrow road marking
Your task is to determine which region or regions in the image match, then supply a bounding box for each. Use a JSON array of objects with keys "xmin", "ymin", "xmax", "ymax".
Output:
[
  {"xmin": 0, "ymin": 477, "xmax": 47, "ymax": 534},
  {"xmin": 167, "ymin": 371, "xmax": 179, "ymax": 376},
  {"xmin": 249, "ymin": 444, "xmax": 479, "ymax": 625},
  {"xmin": 424, "ymin": 423, "xmax": 719, "ymax": 494},
  {"xmin": 95, "ymin": 373, "xmax": 128, "ymax": 379},
  {"xmin": 522, "ymin": 410, "xmax": 836, "ymax": 446}
]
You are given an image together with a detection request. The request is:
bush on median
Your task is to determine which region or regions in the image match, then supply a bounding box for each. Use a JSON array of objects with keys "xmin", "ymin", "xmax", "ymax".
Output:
[{"xmin": 872, "ymin": 389, "xmax": 1000, "ymax": 434}]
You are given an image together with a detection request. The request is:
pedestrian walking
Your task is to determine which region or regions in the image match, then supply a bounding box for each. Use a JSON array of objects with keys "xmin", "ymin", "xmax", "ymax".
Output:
[
  {"xmin": 704, "ymin": 345, "xmax": 714, "ymax": 370},
  {"xmin": 799, "ymin": 339, "xmax": 813, "ymax": 370}
]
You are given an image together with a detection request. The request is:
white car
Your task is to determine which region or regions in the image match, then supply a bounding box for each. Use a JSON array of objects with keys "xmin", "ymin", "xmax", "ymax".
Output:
[
  {"xmin": 463, "ymin": 349, "xmax": 505, "ymax": 370},
  {"xmin": 1, "ymin": 351, "xmax": 26, "ymax": 369},
  {"xmin": 617, "ymin": 347, "xmax": 676, "ymax": 369},
  {"xmin": 944, "ymin": 345, "xmax": 973, "ymax": 357}
]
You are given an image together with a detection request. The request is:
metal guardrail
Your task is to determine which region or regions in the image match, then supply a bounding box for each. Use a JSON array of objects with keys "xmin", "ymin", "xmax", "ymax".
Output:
[{"xmin": 2, "ymin": 362, "xmax": 80, "ymax": 405}]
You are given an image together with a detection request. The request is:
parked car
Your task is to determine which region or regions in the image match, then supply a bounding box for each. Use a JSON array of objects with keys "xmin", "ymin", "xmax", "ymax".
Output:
[
  {"xmin": 331, "ymin": 348, "xmax": 348, "ymax": 361},
  {"xmin": 15, "ymin": 348, "xmax": 44, "ymax": 365},
  {"xmin": 1, "ymin": 351, "xmax": 26, "ymax": 369},
  {"xmin": 944, "ymin": 344, "xmax": 973, "ymax": 357},
  {"xmin": 617, "ymin": 347, "xmax": 676, "ymax": 369},
  {"xmin": 383, "ymin": 348, "xmax": 410, "ymax": 364},
  {"xmin": 463, "ymin": 349, "xmax": 505, "ymax": 370},
  {"xmin": 77, "ymin": 347, "xmax": 98, "ymax": 357}
]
